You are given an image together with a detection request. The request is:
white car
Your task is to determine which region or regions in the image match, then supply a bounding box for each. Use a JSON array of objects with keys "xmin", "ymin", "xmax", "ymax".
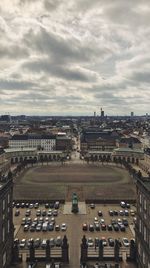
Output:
[
  {"xmin": 122, "ymin": 238, "xmax": 130, "ymax": 247},
  {"xmin": 100, "ymin": 218, "xmax": 105, "ymax": 224},
  {"xmin": 61, "ymin": 223, "xmax": 67, "ymax": 231},
  {"xmin": 87, "ymin": 237, "xmax": 94, "ymax": 247},
  {"xmin": 20, "ymin": 239, "xmax": 26, "ymax": 248}
]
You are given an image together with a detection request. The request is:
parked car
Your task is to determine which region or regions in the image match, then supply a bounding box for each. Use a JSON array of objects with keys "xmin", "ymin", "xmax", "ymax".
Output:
[
  {"xmin": 113, "ymin": 224, "xmax": 119, "ymax": 231},
  {"xmin": 100, "ymin": 219, "xmax": 105, "ymax": 224},
  {"xmin": 47, "ymin": 210, "xmax": 52, "ymax": 217},
  {"xmin": 101, "ymin": 237, "xmax": 107, "ymax": 246},
  {"xmin": 87, "ymin": 237, "xmax": 94, "ymax": 247},
  {"xmin": 41, "ymin": 239, "xmax": 47, "ymax": 248},
  {"xmin": 122, "ymin": 238, "xmax": 129, "ymax": 247},
  {"xmin": 124, "ymin": 210, "xmax": 129, "ymax": 216},
  {"xmin": 120, "ymin": 201, "xmax": 126, "ymax": 208},
  {"xmin": 24, "ymin": 225, "xmax": 29, "ymax": 231},
  {"xmin": 36, "ymin": 224, "xmax": 42, "ymax": 231},
  {"xmin": 114, "ymin": 210, "xmax": 118, "ymax": 216},
  {"xmin": 34, "ymin": 238, "xmax": 41, "ymax": 248},
  {"xmin": 90, "ymin": 203, "xmax": 95, "ymax": 209},
  {"xmin": 119, "ymin": 210, "xmax": 124, "ymax": 216},
  {"xmin": 101, "ymin": 224, "xmax": 106, "ymax": 231},
  {"xmin": 49, "ymin": 238, "xmax": 55, "ymax": 248},
  {"xmin": 130, "ymin": 210, "xmax": 136, "ymax": 216},
  {"xmin": 89, "ymin": 224, "xmax": 94, "ymax": 232},
  {"xmin": 36, "ymin": 210, "xmax": 41, "ymax": 216},
  {"xmin": 21, "ymin": 218, "xmax": 26, "ymax": 225},
  {"xmin": 122, "ymin": 218, "xmax": 128, "ymax": 226},
  {"xmin": 15, "ymin": 210, "xmax": 20, "ymax": 216},
  {"xmin": 109, "ymin": 210, "xmax": 114, "ymax": 216},
  {"xmin": 119, "ymin": 224, "xmax": 126, "ymax": 232},
  {"xmin": 20, "ymin": 239, "xmax": 26, "ymax": 248},
  {"xmin": 98, "ymin": 210, "xmax": 103, "ymax": 216},
  {"xmin": 34, "ymin": 202, "xmax": 39, "ymax": 208},
  {"xmin": 55, "ymin": 236, "xmax": 62, "ymax": 247},
  {"xmin": 107, "ymin": 224, "xmax": 113, "ymax": 231},
  {"xmin": 53, "ymin": 210, "xmax": 58, "ymax": 216},
  {"xmin": 54, "ymin": 201, "xmax": 60, "ymax": 209},
  {"xmin": 42, "ymin": 210, "xmax": 47, "ymax": 216},
  {"xmin": 45, "ymin": 203, "xmax": 49, "ymax": 208},
  {"xmin": 82, "ymin": 223, "xmax": 88, "ymax": 231},
  {"xmin": 25, "ymin": 210, "xmax": 31, "ymax": 217},
  {"xmin": 95, "ymin": 223, "xmax": 100, "ymax": 231},
  {"xmin": 48, "ymin": 223, "xmax": 54, "ymax": 231},
  {"xmin": 61, "ymin": 223, "xmax": 67, "ymax": 231},
  {"xmin": 27, "ymin": 238, "xmax": 34, "ymax": 248},
  {"xmin": 55, "ymin": 224, "xmax": 60, "ymax": 231},
  {"xmin": 108, "ymin": 238, "xmax": 115, "ymax": 247}
]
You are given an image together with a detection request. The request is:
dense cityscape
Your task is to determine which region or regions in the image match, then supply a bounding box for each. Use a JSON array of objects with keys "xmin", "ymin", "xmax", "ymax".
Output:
[
  {"xmin": 1, "ymin": 0, "xmax": 150, "ymax": 268},
  {"xmin": 0, "ymin": 112, "xmax": 150, "ymax": 268}
]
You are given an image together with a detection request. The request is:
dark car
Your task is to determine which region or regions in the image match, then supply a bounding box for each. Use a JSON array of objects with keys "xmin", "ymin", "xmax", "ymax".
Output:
[
  {"xmin": 114, "ymin": 210, "xmax": 118, "ymax": 216},
  {"xmin": 15, "ymin": 210, "xmax": 20, "ymax": 216},
  {"xmin": 122, "ymin": 218, "xmax": 128, "ymax": 226},
  {"xmin": 42, "ymin": 210, "xmax": 47, "ymax": 216},
  {"xmin": 109, "ymin": 210, "xmax": 114, "ymax": 216},
  {"xmin": 89, "ymin": 224, "xmax": 94, "ymax": 232},
  {"xmin": 98, "ymin": 210, "xmax": 103, "ymax": 216},
  {"xmin": 82, "ymin": 223, "xmax": 88, "ymax": 231},
  {"xmin": 108, "ymin": 238, "xmax": 115, "ymax": 247},
  {"xmin": 48, "ymin": 223, "xmax": 54, "ymax": 231},
  {"xmin": 107, "ymin": 224, "xmax": 113, "ymax": 231},
  {"xmin": 55, "ymin": 224, "xmax": 60, "ymax": 231},
  {"xmin": 111, "ymin": 219, "xmax": 117, "ymax": 225},
  {"xmin": 90, "ymin": 203, "xmax": 95, "ymax": 209},
  {"xmin": 45, "ymin": 203, "xmax": 49, "ymax": 208},
  {"xmin": 113, "ymin": 224, "xmax": 119, "ymax": 231},
  {"xmin": 120, "ymin": 224, "xmax": 126, "ymax": 232},
  {"xmin": 95, "ymin": 223, "xmax": 100, "ymax": 231},
  {"xmin": 101, "ymin": 224, "xmax": 106, "ymax": 231},
  {"xmin": 34, "ymin": 238, "xmax": 41, "ymax": 248},
  {"xmin": 126, "ymin": 203, "xmax": 130, "ymax": 208}
]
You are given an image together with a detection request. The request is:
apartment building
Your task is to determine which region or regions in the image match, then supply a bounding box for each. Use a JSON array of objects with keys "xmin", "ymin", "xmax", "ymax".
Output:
[
  {"xmin": 0, "ymin": 176, "xmax": 13, "ymax": 268},
  {"xmin": 136, "ymin": 178, "xmax": 150, "ymax": 268},
  {"xmin": 9, "ymin": 134, "xmax": 56, "ymax": 151}
]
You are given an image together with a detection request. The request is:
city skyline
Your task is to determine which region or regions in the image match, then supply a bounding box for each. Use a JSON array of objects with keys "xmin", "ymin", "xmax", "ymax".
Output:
[{"xmin": 0, "ymin": 0, "xmax": 150, "ymax": 115}]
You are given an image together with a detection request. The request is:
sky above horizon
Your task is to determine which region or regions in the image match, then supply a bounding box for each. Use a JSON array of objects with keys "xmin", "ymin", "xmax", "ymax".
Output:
[{"xmin": 0, "ymin": 0, "xmax": 150, "ymax": 116}]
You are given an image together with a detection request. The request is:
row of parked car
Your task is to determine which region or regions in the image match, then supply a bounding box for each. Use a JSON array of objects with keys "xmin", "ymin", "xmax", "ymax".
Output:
[
  {"xmin": 13, "ymin": 201, "xmax": 60, "ymax": 209},
  {"xmin": 82, "ymin": 216, "xmax": 129, "ymax": 232},
  {"xmin": 87, "ymin": 237, "xmax": 133, "ymax": 247},
  {"xmin": 108, "ymin": 209, "xmax": 136, "ymax": 217},
  {"xmin": 15, "ymin": 209, "xmax": 59, "ymax": 217},
  {"xmin": 14, "ymin": 236, "xmax": 63, "ymax": 249}
]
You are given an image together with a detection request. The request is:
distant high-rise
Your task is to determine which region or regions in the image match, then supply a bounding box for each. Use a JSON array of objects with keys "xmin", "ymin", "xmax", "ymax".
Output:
[
  {"xmin": 131, "ymin": 112, "xmax": 134, "ymax": 117},
  {"xmin": 100, "ymin": 108, "xmax": 104, "ymax": 117}
]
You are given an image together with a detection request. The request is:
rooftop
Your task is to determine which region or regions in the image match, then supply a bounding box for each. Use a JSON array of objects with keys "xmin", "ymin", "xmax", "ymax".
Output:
[{"xmin": 4, "ymin": 148, "xmax": 37, "ymax": 153}]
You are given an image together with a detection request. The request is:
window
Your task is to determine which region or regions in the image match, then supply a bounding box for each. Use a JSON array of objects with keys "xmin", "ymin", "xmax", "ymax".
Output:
[
  {"xmin": 3, "ymin": 199, "xmax": 5, "ymax": 210},
  {"xmin": 144, "ymin": 226, "xmax": 146, "ymax": 241},
  {"xmin": 3, "ymin": 252, "xmax": 6, "ymax": 267},
  {"xmin": 144, "ymin": 199, "xmax": 147, "ymax": 210},
  {"xmin": 143, "ymin": 251, "xmax": 146, "ymax": 265},
  {"xmin": 139, "ymin": 219, "xmax": 142, "ymax": 232},
  {"xmin": 8, "ymin": 220, "xmax": 10, "ymax": 233},
  {"xmin": 139, "ymin": 193, "xmax": 142, "ymax": 204},
  {"xmin": 2, "ymin": 226, "xmax": 5, "ymax": 242},
  {"xmin": 7, "ymin": 193, "xmax": 10, "ymax": 204}
]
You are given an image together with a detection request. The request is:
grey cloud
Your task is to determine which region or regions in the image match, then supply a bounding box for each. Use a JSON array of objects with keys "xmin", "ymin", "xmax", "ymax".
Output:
[
  {"xmin": 0, "ymin": 45, "xmax": 29, "ymax": 59},
  {"xmin": 0, "ymin": 79, "xmax": 35, "ymax": 90},
  {"xmin": 23, "ymin": 59, "xmax": 96, "ymax": 82},
  {"xmin": 44, "ymin": 0, "xmax": 62, "ymax": 11}
]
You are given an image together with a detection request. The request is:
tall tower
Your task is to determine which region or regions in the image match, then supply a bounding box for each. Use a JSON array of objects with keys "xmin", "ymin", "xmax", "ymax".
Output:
[{"xmin": 100, "ymin": 108, "xmax": 104, "ymax": 117}]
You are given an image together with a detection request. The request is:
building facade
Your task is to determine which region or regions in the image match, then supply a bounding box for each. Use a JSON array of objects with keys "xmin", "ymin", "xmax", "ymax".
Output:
[
  {"xmin": 136, "ymin": 178, "xmax": 150, "ymax": 268},
  {"xmin": 9, "ymin": 134, "xmax": 56, "ymax": 151},
  {"xmin": 0, "ymin": 177, "xmax": 13, "ymax": 268}
]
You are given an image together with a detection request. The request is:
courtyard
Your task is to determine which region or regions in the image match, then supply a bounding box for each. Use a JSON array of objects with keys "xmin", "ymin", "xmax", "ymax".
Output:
[{"xmin": 13, "ymin": 163, "xmax": 136, "ymax": 201}]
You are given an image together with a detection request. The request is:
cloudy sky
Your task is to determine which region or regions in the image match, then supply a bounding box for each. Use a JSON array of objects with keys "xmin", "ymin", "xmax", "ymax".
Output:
[{"xmin": 0, "ymin": 0, "xmax": 150, "ymax": 116}]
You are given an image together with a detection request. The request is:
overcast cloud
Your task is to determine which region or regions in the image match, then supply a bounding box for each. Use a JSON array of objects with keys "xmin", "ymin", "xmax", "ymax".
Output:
[{"xmin": 0, "ymin": 0, "xmax": 150, "ymax": 115}]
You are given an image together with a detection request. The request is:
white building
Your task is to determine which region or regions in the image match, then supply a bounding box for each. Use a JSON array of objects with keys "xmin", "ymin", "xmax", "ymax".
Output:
[{"xmin": 9, "ymin": 134, "xmax": 56, "ymax": 151}]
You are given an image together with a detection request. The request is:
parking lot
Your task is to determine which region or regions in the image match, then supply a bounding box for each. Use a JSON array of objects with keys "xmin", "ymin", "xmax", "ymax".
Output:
[{"xmin": 13, "ymin": 201, "xmax": 136, "ymax": 268}]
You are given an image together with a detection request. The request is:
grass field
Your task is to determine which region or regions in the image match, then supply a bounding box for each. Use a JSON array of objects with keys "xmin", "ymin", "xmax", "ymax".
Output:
[{"xmin": 14, "ymin": 163, "xmax": 136, "ymax": 201}]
